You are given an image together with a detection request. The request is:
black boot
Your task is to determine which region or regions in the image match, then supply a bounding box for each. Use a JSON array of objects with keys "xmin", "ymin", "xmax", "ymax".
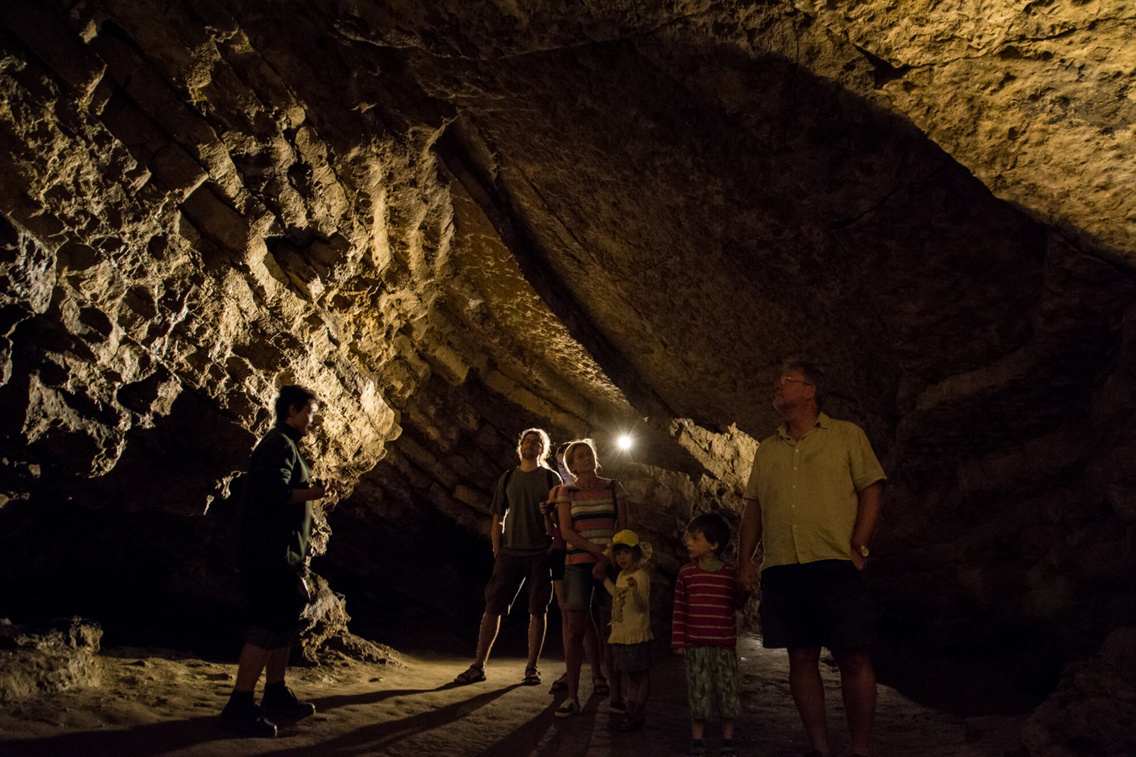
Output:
[
  {"xmin": 261, "ymin": 682, "xmax": 316, "ymax": 720},
  {"xmin": 219, "ymin": 692, "xmax": 278, "ymax": 737}
]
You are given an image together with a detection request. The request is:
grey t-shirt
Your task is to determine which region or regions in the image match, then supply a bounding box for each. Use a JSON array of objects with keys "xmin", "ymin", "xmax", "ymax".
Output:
[{"xmin": 491, "ymin": 466, "xmax": 560, "ymax": 555}]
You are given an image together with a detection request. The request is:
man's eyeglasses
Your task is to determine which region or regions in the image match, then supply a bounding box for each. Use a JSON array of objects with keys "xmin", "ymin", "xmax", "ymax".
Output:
[{"xmin": 775, "ymin": 376, "xmax": 813, "ymax": 387}]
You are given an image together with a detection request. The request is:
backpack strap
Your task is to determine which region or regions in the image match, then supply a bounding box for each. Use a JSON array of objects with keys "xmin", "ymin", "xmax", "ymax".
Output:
[{"xmin": 501, "ymin": 468, "xmax": 515, "ymax": 511}]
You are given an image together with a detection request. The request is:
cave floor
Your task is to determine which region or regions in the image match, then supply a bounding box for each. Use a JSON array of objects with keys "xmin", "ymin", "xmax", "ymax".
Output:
[{"xmin": 0, "ymin": 636, "xmax": 1022, "ymax": 756}]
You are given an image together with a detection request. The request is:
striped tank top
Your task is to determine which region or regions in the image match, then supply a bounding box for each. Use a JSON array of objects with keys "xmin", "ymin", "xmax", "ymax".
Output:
[{"xmin": 559, "ymin": 480, "xmax": 624, "ymax": 565}]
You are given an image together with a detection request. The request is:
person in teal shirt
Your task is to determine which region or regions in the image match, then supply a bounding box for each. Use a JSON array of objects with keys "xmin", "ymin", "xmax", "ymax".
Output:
[{"xmin": 221, "ymin": 385, "xmax": 338, "ymax": 738}]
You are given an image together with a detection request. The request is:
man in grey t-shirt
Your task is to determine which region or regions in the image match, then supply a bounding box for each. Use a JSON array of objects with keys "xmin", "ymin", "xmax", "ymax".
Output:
[{"xmin": 453, "ymin": 428, "xmax": 561, "ymax": 686}]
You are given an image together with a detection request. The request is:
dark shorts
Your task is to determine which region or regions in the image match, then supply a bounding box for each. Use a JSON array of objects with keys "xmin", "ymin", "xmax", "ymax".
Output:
[
  {"xmin": 612, "ymin": 642, "xmax": 653, "ymax": 673},
  {"xmin": 485, "ymin": 551, "xmax": 553, "ymax": 616},
  {"xmin": 759, "ymin": 560, "xmax": 875, "ymax": 651},
  {"xmin": 243, "ymin": 569, "xmax": 306, "ymax": 649}
]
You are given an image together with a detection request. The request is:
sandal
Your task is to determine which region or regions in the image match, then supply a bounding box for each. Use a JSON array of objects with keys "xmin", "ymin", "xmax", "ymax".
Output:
[
  {"xmin": 452, "ymin": 664, "xmax": 485, "ymax": 685},
  {"xmin": 592, "ymin": 676, "xmax": 610, "ymax": 696},
  {"xmin": 554, "ymin": 697, "xmax": 581, "ymax": 718},
  {"xmin": 608, "ymin": 699, "xmax": 627, "ymax": 715},
  {"xmin": 549, "ymin": 671, "xmax": 568, "ymax": 693},
  {"xmin": 718, "ymin": 747, "xmax": 737, "ymax": 757},
  {"xmin": 522, "ymin": 667, "xmax": 541, "ymax": 686}
]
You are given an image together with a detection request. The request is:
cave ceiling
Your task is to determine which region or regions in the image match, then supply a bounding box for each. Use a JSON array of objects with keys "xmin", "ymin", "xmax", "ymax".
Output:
[{"xmin": 2, "ymin": 0, "xmax": 1136, "ymax": 689}]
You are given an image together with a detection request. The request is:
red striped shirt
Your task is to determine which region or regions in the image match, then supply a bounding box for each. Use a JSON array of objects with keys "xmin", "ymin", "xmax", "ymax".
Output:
[{"xmin": 672, "ymin": 562, "xmax": 744, "ymax": 650}]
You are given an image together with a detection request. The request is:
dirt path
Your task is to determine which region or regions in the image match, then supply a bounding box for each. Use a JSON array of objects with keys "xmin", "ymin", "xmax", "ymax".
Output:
[{"xmin": 0, "ymin": 636, "xmax": 1022, "ymax": 756}]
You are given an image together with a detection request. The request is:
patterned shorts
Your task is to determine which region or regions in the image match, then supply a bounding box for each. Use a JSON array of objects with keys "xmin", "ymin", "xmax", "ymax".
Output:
[{"xmin": 684, "ymin": 646, "xmax": 739, "ymax": 720}]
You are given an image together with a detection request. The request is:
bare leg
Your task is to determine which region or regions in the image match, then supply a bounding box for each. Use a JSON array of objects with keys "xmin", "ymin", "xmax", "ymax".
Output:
[
  {"xmin": 599, "ymin": 610, "xmax": 622, "ymax": 703},
  {"xmin": 835, "ymin": 646, "xmax": 876, "ymax": 756},
  {"xmin": 234, "ymin": 644, "xmax": 271, "ymax": 692},
  {"xmin": 526, "ymin": 613, "xmax": 546, "ymax": 670},
  {"xmin": 788, "ymin": 646, "xmax": 829, "ymax": 756},
  {"xmin": 264, "ymin": 646, "xmax": 290, "ymax": 684},
  {"xmin": 691, "ymin": 718, "xmax": 706, "ymax": 741},
  {"xmin": 626, "ymin": 670, "xmax": 650, "ymax": 722},
  {"xmin": 473, "ymin": 611, "xmax": 502, "ymax": 668},
  {"xmin": 564, "ymin": 610, "xmax": 588, "ymax": 701},
  {"xmin": 722, "ymin": 717, "xmax": 735, "ymax": 741},
  {"xmin": 583, "ymin": 609, "xmax": 601, "ymax": 677}
]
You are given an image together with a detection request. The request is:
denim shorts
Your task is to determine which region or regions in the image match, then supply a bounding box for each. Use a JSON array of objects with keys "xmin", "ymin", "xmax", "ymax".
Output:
[
  {"xmin": 560, "ymin": 563, "xmax": 612, "ymax": 613},
  {"xmin": 612, "ymin": 642, "xmax": 653, "ymax": 672}
]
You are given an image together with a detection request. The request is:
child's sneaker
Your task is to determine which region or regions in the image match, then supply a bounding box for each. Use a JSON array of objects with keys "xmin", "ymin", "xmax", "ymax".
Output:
[{"xmin": 615, "ymin": 713, "xmax": 644, "ymax": 732}]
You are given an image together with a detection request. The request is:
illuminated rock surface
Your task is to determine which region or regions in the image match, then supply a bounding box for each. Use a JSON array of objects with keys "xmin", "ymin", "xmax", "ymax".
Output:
[{"xmin": 2, "ymin": 2, "xmax": 1135, "ymax": 753}]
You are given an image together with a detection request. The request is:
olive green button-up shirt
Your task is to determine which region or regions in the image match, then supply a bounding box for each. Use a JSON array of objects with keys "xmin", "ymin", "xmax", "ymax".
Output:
[{"xmin": 743, "ymin": 413, "xmax": 886, "ymax": 570}]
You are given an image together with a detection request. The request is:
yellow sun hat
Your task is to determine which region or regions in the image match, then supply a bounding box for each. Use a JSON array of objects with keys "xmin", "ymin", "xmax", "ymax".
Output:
[{"xmin": 607, "ymin": 529, "xmax": 653, "ymax": 562}]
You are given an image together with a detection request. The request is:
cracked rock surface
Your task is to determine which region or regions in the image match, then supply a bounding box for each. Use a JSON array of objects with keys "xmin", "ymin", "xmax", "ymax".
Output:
[{"xmin": 2, "ymin": 2, "xmax": 1136, "ymax": 752}]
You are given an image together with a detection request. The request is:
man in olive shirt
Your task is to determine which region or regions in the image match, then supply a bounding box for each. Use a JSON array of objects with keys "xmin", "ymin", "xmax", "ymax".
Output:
[
  {"xmin": 738, "ymin": 359, "xmax": 885, "ymax": 757},
  {"xmin": 453, "ymin": 428, "xmax": 561, "ymax": 686}
]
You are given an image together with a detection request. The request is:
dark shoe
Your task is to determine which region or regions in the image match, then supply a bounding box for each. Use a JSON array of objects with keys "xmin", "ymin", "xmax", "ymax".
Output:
[
  {"xmin": 522, "ymin": 666, "xmax": 541, "ymax": 686},
  {"xmin": 261, "ymin": 685, "xmax": 316, "ymax": 720},
  {"xmin": 614, "ymin": 713, "xmax": 644, "ymax": 732},
  {"xmin": 219, "ymin": 702, "xmax": 278, "ymax": 738},
  {"xmin": 453, "ymin": 664, "xmax": 486, "ymax": 686},
  {"xmin": 592, "ymin": 676, "xmax": 610, "ymax": 696},
  {"xmin": 549, "ymin": 671, "xmax": 568, "ymax": 693},
  {"xmin": 608, "ymin": 699, "xmax": 627, "ymax": 715}
]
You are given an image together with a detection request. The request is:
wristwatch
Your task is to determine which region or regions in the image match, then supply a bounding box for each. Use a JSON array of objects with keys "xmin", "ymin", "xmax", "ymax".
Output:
[{"xmin": 852, "ymin": 543, "xmax": 870, "ymax": 558}]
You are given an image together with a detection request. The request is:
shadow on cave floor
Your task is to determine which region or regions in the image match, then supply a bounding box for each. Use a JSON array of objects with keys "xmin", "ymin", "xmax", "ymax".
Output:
[{"xmin": 0, "ymin": 636, "xmax": 1023, "ymax": 757}]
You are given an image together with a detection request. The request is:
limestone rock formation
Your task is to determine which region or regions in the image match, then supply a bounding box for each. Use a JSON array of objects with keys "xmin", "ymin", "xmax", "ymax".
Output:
[
  {"xmin": 0, "ymin": 617, "xmax": 102, "ymax": 703},
  {"xmin": 1020, "ymin": 627, "xmax": 1136, "ymax": 757},
  {"xmin": 2, "ymin": 1, "xmax": 1136, "ymax": 750}
]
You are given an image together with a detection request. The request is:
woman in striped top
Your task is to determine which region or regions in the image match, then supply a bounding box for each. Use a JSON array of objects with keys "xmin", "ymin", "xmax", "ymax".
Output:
[{"xmin": 554, "ymin": 439, "xmax": 629, "ymax": 718}]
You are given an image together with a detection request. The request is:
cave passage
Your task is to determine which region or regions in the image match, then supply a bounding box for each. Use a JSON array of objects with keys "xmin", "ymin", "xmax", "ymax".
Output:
[{"xmin": 3, "ymin": 1, "xmax": 1136, "ymax": 755}]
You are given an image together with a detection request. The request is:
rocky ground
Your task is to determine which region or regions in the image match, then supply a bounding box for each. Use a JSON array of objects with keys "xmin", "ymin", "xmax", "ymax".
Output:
[{"xmin": 0, "ymin": 635, "xmax": 1023, "ymax": 757}]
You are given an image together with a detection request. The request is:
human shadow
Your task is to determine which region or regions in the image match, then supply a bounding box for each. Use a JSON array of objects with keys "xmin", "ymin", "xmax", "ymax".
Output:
[
  {"xmin": 474, "ymin": 695, "xmax": 584, "ymax": 757},
  {"xmin": 258, "ymin": 683, "xmax": 522, "ymax": 756},
  {"xmin": 310, "ymin": 684, "xmax": 449, "ymax": 712},
  {"xmin": 0, "ymin": 715, "xmax": 229, "ymax": 757},
  {"xmin": 0, "ymin": 685, "xmax": 456, "ymax": 757}
]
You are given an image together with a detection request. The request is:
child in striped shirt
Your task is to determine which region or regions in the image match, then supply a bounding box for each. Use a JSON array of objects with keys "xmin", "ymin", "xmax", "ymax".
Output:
[{"xmin": 673, "ymin": 512, "xmax": 748, "ymax": 757}]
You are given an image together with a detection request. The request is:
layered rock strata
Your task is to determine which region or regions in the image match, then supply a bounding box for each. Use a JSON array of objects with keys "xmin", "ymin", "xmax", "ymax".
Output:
[{"xmin": 1, "ymin": 3, "xmax": 1135, "ymax": 753}]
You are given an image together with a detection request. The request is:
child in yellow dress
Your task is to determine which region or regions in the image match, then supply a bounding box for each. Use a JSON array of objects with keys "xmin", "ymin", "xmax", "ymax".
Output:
[{"xmin": 603, "ymin": 529, "xmax": 653, "ymax": 731}]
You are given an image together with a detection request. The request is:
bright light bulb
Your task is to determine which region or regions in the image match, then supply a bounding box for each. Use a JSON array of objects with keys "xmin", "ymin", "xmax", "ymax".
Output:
[{"xmin": 617, "ymin": 435, "xmax": 633, "ymax": 451}]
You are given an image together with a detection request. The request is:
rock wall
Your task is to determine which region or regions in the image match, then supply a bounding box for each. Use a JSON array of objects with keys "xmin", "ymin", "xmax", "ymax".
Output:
[{"xmin": 3, "ymin": 2, "xmax": 1136, "ymax": 750}]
